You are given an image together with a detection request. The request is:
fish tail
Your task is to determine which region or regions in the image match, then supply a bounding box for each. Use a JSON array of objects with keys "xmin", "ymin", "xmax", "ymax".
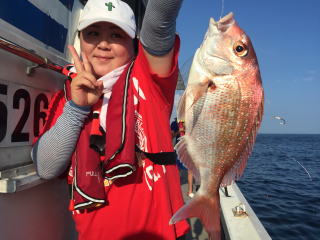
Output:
[{"xmin": 169, "ymin": 193, "xmax": 221, "ymax": 240}]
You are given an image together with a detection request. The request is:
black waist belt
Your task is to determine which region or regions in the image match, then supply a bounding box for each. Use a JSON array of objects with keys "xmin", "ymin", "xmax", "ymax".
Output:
[{"xmin": 136, "ymin": 147, "xmax": 177, "ymax": 165}]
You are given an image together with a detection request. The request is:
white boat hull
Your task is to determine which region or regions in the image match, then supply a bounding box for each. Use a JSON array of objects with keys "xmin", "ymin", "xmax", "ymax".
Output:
[{"xmin": 0, "ymin": 1, "xmax": 82, "ymax": 239}]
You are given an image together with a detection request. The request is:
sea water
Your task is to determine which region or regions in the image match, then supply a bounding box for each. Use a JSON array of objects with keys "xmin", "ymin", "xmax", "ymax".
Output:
[{"xmin": 237, "ymin": 134, "xmax": 320, "ymax": 240}]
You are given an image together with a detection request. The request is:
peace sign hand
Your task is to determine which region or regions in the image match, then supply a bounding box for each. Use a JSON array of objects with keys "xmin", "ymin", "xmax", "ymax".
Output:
[{"xmin": 68, "ymin": 45, "xmax": 104, "ymax": 107}]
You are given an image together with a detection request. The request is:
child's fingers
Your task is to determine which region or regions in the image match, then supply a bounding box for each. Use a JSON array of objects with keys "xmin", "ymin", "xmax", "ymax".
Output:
[
  {"xmin": 76, "ymin": 72, "xmax": 101, "ymax": 88},
  {"xmin": 74, "ymin": 77, "xmax": 96, "ymax": 90},
  {"xmin": 81, "ymin": 72, "xmax": 100, "ymax": 87},
  {"xmin": 68, "ymin": 45, "xmax": 84, "ymax": 73},
  {"xmin": 82, "ymin": 52, "xmax": 94, "ymax": 75}
]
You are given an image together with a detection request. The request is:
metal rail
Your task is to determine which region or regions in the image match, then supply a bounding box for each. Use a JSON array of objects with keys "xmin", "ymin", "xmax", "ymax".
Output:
[{"xmin": 0, "ymin": 36, "xmax": 63, "ymax": 73}]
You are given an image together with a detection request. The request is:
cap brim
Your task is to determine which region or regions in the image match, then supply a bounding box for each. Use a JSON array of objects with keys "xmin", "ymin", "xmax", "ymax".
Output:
[{"xmin": 78, "ymin": 18, "xmax": 135, "ymax": 39}]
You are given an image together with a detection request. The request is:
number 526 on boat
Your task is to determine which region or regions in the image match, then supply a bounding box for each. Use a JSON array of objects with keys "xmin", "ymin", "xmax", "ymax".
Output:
[{"xmin": 0, "ymin": 80, "xmax": 51, "ymax": 147}]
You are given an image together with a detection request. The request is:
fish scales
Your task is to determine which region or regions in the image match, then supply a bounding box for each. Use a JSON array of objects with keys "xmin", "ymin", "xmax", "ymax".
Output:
[
  {"xmin": 190, "ymin": 79, "xmax": 253, "ymax": 185},
  {"xmin": 170, "ymin": 12, "xmax": 264, "ymax": 240}
]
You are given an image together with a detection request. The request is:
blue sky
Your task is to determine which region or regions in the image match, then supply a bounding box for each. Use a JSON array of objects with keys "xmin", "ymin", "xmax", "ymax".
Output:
[{"xmin": 174, "ymin": 0, "xmax": 320, "ymax": 134}]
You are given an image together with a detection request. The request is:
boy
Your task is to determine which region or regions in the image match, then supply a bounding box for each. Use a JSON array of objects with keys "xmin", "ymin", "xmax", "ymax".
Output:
[{"xmin": 32, "ymin": 0, "xmax": 189, "ymax": 239}]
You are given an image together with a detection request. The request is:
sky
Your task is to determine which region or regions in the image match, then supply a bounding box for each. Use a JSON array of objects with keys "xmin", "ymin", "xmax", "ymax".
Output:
[{"xmin": 174, "ymin": 0, "xmax": 320, "ymax": 134}]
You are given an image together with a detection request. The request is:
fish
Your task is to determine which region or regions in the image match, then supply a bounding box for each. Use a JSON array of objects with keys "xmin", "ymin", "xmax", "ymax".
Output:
[{"xmin": 169, "ymin": 12, "xmax": 264, "ymax": 240}]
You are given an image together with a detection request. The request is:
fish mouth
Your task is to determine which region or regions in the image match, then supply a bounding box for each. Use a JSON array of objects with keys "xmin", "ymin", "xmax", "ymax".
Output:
[
  {"xmin": 198, "ymin": 12, "xmax": 235, "ymax": 75},
  {"xmin": 204, "ymin": 12, "xmax": 234, "ymax": 64},
  {"xmin": 211, "ymin": 12, "xmax": 235, "ymax": 32}
]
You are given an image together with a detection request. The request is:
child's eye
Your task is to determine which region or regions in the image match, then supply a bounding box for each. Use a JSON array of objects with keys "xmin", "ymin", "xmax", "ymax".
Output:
[
  {"xmin": 87, "ymin": 31, "xmax": 99, "ymax": 36},
  {"xmin": 110, "ymin": 33, "xmax": 122, "ymax": 39}
]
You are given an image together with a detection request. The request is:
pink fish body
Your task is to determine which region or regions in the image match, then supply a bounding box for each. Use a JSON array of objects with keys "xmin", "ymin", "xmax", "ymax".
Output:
[{"xmin": 170, "ymin": 13, "xmax": 264, "ymax": 239}]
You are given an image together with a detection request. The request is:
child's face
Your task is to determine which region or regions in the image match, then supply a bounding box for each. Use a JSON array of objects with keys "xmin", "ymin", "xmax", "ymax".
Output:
[{"xmin": 80, "ymin": 22, "xmax": 134, "ymax": 78}]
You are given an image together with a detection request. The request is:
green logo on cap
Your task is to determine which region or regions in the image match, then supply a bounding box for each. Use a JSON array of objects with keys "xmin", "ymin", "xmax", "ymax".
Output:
[{"xmin": 105, "ymin": 2, "xmax": 115, "ymax": 11}]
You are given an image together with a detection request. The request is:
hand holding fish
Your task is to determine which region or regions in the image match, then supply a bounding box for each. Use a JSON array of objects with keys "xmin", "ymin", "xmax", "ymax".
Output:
[
  {"xmin": 68, "ymin": 45, "xmax": 103, "ymax": 107},
  {"xmin": 170, "ymin": 13, "xmax": 264, "ymax": 240}
]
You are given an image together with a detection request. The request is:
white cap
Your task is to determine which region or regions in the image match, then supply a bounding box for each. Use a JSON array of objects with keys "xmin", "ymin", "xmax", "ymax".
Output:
[{"xmin": 78, "ymin": 0, "xmax": 136, "ymax": 39}]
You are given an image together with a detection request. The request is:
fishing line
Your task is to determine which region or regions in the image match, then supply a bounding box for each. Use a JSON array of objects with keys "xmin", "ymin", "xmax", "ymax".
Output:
[
  {"xmin": 219, "ymin": 0, "xmax": 225, "ymax": 20},
  {"xmin": 290, "ymin": 157, "xmax": 312, "ymax": 180},
  {"xmin": 265, "ymin": 117, "xmax": 312, "ymax": 180},
  {"xmin": 260, "ymin": 142, "xmax": 312, "ymax": 181}
]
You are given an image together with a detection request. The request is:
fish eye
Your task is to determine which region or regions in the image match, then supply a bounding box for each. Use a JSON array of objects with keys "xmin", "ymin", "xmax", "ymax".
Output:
[{"xmin": 233, "ymin": 41, "xmax": 248, "ymax": 57}]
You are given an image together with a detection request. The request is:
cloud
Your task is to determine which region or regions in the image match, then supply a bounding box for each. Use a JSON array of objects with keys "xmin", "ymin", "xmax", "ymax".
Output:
[
  {"xmin": 303, "ymin": 76, "xmax": 316, "ymax": 82},
  {"xmin": 302, "ymin": 69, "xmax": 320, "ymax": 82}
]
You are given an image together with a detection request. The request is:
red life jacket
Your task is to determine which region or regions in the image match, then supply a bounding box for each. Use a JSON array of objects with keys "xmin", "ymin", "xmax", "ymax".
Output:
[{"xmin": 37, "ymin": 38, "xmax": 180, "ymax": 211}]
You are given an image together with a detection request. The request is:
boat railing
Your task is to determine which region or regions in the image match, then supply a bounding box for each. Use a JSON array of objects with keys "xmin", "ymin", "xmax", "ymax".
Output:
[
  {"xmin": 0, "ymin": 36, "xmax": 63, "ymax": 75},
  {"xmin": 0, "ymin": 36, "xmax": 66, "ymax": 193}
]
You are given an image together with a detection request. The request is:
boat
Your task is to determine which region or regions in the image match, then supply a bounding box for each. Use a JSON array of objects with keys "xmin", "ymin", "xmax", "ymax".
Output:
[
  {"xmin": 0, "ymin": 1, "xmax": 271, "ymax": 239},
  {"xmin": 219, "ymin": 183, "xmax": 271, "ymax": 240},
  {"xmin": 179, "ymin": 170, "xmax": 271, "ymax": 240},
  {"xmin": 0, "ymin": 1, "xmax": 84, "ymax": 239}
]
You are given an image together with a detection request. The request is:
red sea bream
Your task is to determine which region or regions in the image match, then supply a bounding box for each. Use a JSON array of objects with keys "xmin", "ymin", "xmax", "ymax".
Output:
[{"xmin": 170, "ymin": 12, "xmax": 264, "ymax": 239}]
